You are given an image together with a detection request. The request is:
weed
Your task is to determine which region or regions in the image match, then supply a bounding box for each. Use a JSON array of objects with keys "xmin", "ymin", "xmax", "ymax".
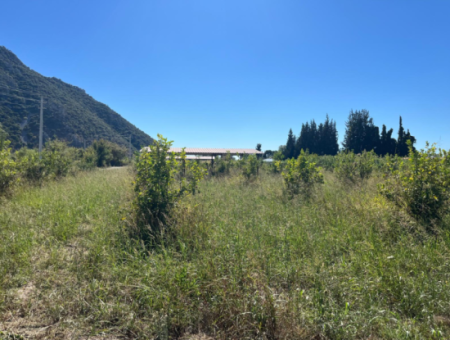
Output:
[{"xmin": 379, "ymin": 142, "xmax": 450, "ymax": 222}]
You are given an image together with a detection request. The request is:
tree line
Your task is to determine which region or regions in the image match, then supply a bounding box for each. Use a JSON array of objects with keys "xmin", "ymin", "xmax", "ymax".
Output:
[{"xmin": 274, "ymin": 109, "xmax": 416, "ymax": 159}]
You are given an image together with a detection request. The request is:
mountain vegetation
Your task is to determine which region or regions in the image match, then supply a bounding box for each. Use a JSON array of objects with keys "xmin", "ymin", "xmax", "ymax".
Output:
[{"xmin": 0, "ymin": 46, "xmax": 153, "ymax": 150}]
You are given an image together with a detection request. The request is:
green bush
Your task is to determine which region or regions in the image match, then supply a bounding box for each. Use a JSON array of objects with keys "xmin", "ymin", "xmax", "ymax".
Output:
[
  {"xmin": 15, "ymin": 147, "xmax": 46, "ymax": 184},
  {"xmin": 379, "ymin": 142, "xmax": 450, "ymax": 221},
  {"xmin": 242, "ymin": 154, "xmax": 260, "ymax": 181},
  {"xmin": 281, "ymin": 151, "xmax": 324, "ymax": 197},
  {"xmin": 267, "ymin": 160, "xmax": 282, "ymax": 174},
  {"xmin": 110, "ymin": 142, "xmax": 129, "ymax": 166},
  {"xmin": 92, "ymin": 139, "xmax": 128, "ymax": 167},
  {"xmin": 186, "ymin": 160, "xmax": 207, "ymax": 195},
  {"xmin": 41, "ymin": 140, "xmax": 72, "ymax": 179},
  {"xmin": 75, "ymin": 147, "xmax": 97, "ymax": 171},
  {"xmin": 0, "ymin": 139, "xmax": 19, "ymax": 195},
  {"xmin": 215, "ymin": 151, "xmax": 233, "ymax": 176},
  {"xmin": 334, "ymin": 150, "xmax": 375, "ymax": 183},
  {"xmin": 92, "ymin": 139, "xmax": 113, "ymax": 167},
  {"xmin": 133, "ymin": 135, "xmax": 205, "ymax": 242},
  {"xmin": 15, "ymin": 140, "xmax": 73, "ymax": 184},
  {"xmin": 315, "ymin": 155, "xmax": 336, "ymax": 171}
]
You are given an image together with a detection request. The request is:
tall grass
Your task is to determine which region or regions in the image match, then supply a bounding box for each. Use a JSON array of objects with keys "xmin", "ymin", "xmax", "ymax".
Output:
[{"xmin": 1, "ymin": 168, "xmax": 450, "ymax": 339}]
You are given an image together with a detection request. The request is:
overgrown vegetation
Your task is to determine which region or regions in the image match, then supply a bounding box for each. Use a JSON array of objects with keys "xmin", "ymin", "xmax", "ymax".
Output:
[
  {"xmin": 281, "ymin": 150, "xmax": 324, "ymax": 198},
  {"xmin": 334, "ymin": 150, "xmax": 376, "ymax": 183},
  {"xmin": 132, "ymin": 135, "xmax": 206, "ymax": 243},
  {"xmin": 0, "ymin": 139, "xmax": 18, "ymax": 195},
  {"xmin": 2, "ymin": 136, "xmax": 450, "ymax": 339},
  {"xmin": 0, "ymin": 134, "xmax": 129, "ymax": 196},
  {"xmin": 379, "ymin": 142, "xmax": 450, "ymax": 222}
]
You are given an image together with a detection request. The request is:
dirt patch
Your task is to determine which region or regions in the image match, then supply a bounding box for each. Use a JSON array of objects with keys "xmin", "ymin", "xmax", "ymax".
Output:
[
  {"xmin": 181, "ymin": 333, "xmax": 215, "ymax": 340},
  {"xmin": 434, "ymin": 315, "xmax": 450, "ymax": 327},
  {"xmin": 16, "ymin": 282, "xmax": 35, "ymax": 302}
]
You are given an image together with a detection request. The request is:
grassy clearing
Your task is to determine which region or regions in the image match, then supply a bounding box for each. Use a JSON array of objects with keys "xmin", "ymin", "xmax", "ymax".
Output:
[{"xmin": 1, "ymin": 168, "xmax": 450, "ymax": 339}]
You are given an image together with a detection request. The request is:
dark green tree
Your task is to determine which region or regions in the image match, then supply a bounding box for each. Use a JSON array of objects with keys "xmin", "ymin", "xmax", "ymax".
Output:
[
  {"xmin": 284, "ymin": 129, "xmax": 296, "ymax": 159},
  {"xmin": 295, "ymin": 116, "xmax": 339, "ymax": 156},
  {"xmin": 378, "ymin": 125, "xmax": 397, "ymax": 155},
  {"xmin": 310, "ymin": 120, "xmax": 318, "ymax": 154},
  {"xmin": 256, "ymin": 143, "xmax": 262, "ymax": 151},
  {"xmin": 342, "ymin": 109, "xmax": 380, "ymax": 153},
  {"xmin": 263, "ymin": 150, "xmax": 274, "ymax": 159},
  {"xmin": 396, "ymin": 116, "xmax": 416, "ymax": 156}
]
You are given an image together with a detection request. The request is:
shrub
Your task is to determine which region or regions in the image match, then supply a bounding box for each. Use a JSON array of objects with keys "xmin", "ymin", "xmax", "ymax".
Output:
[
  {"xmin": 334, "ymin": 150, "xmax": 375, "ymax": 183},
  {"xmin": 268, "ymin": 160, "xmax": 282, "ymax": 174},
  {"xmin": 187, "ymin": 160, "xmax": 207, "ymax": 195},
  {"xmin": 92, "ymin": 139, "xmax": 129, "ymax": 167},
  {"xmin": 15, "ymin": 140, "xmax": 73, "ymax": 184},
  {"xmin": 41, "ymin": 139, "xmax": 72, "ymax": 179},
  {"xmin": 315, "ymin": 155, "xmax": 336, "ymax": 172},
  {"xmin": 0, "ymin": 139, "xmax": 19, "ymax": 195},
  {"xmin": 92, "ymin": 139, "xmax": 113, "ymax": 167},
  {"xmin": 215, "ymin": 151, "xmax": 233, "ymax": 176},
  {"xmin": 379, "ymin": 142, "xmax": 450, "ymax": 221},
  {"xmin": 15, "ymin": 147, "xmax": 46, "ymax": 184},
  {"xmin": 110, "ymin": 142, "xmax": 129, "ymax": 166},
  {"xmin": 133, "ymin": 135, "xmax": 205, "ymax": 242},
  {"xmin": 281, "ymin": 151, "xmax": 324, "ymax": 198},
  {"xmin": 76, "ymin": 147, "xmax": 97, "ymax": 171},
  {"xmin": 242, "ymin": 154, "xmax": 260, "ymax": 181}
]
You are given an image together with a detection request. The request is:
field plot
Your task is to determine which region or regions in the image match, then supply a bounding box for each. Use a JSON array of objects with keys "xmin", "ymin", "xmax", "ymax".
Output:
[{"xmin": 1, "ymin": 167, "xmax": 450, "ymax": 339}]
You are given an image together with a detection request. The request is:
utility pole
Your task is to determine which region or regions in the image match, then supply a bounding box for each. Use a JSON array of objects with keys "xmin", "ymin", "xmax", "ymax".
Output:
[{"xmin": 39, "ymin": 96, "xmax": 43, "ymax": 158}]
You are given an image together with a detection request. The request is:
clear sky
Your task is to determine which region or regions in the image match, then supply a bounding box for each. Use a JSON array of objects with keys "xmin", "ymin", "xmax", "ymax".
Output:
[{"xmin": 1, "ymin": 0, "xmax": 449, "ymax": 151}]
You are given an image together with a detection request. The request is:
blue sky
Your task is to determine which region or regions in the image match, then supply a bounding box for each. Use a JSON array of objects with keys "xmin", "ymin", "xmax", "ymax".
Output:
[{"xmin": 1, "ymin": 0, "xmax": 449, "ymax": 150}]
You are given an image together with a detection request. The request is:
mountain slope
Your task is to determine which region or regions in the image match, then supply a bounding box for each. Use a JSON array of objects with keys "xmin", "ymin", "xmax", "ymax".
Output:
[{"xmin": 0, "ymin": 46, "xmax": 153, "ymax": 149}]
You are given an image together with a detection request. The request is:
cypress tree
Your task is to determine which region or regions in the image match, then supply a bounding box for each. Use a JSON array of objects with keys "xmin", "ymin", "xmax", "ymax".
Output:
[
  {"xmin": 284, "ymin": 129, "xmax": 297, "ymax": 159},
  {"xmin": 294, "ymin": 116, "xmax": 339, "ymax": 156},
  {"xmin": 396, "ymin": 116, "xmax": 407, "ymax": 156}
]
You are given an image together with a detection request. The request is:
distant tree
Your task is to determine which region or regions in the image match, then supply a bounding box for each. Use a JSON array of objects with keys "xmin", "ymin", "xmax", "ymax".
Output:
[
  {"xmin": 396, "ymin": 116, "xmax": 406, "ymax": 156},
  {"xmin": 295, "ymin": 123, "xmax": 309, "ymax": 156},
  {"xmin": 319, "ymin": 115, "xmax": 339, "ymax": 155},
  {"xmin": 295, "ymin": 115, "xmax": 338, "ymax": 156},
  {"xmin": 256, "ymin": 143, "xmax": 262, "ymax": 151},
  {"xmin": 396, "ymin": 116, "xmax": 416, "ymax": 156},
  {"xmin": 378, "ymin": 125, "xmax": 397, "ymax": 155},
  {"xmin": 273, "ymin": 150, "xmax": 284, "ymax": 161},
  {"xmin": 284, "ymin": 129, "xmax": 297, "ymax": 159},
  {"xmin": 342, "ymin": 109, "xmax": 380, "ymax": 153},
  {"xmin": 309, "ymin": 120, "xmax": 318, "ymax": 154},
  {"xmin": 92, "ymin": 139, "xmax": 113, "ymax": 167},
  {"xmin": 263, "ymin": 150, "xmax": 274, "ymax": 159}
]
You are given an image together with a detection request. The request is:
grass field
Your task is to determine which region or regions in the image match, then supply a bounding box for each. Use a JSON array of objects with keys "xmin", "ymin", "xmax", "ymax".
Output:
[{"xmin": 1, "ymin": 167, "xmax": 450, "ymax": 339}]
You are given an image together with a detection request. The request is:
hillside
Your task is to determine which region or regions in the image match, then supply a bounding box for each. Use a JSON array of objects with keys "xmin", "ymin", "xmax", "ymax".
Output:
[{"xmin": 0, "ymin": 46, "xmax": 153, "ymax": 149}]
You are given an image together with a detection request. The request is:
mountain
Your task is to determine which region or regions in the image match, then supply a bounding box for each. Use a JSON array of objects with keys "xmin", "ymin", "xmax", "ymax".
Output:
[{"xmin": 0, "ymin": 46, "xmax": 153, "ymax": 149}]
